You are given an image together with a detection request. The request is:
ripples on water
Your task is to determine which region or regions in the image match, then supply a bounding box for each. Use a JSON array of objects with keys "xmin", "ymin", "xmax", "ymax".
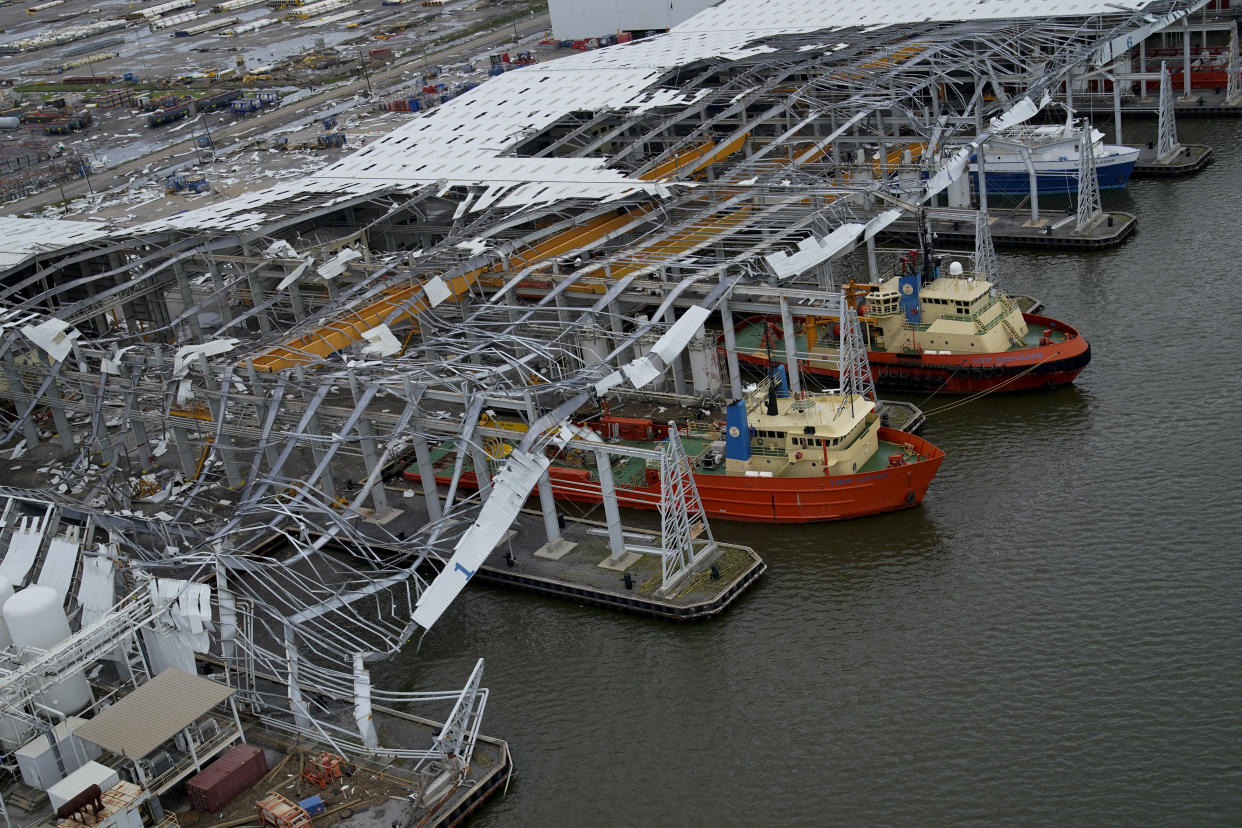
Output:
[{"xmin": 375, "ymin": 119, "xmax": 1242, "ymax": 826}]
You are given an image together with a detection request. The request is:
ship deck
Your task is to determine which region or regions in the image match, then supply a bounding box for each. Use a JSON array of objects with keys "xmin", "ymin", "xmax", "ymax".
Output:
[{"xmin": 427, "ymin": 434, "xmax": 924, "ymax": 481}]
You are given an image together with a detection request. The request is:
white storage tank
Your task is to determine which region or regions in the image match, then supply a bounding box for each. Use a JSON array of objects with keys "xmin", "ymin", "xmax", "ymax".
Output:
[
  {"xmin": 0, "ymin": 573, "xmax": 28, "ymax": 749},
  {"xmin": 687, "ymin": 331, "xmax": 723, "ymax": 396},
  {"xmin": 4, "ymin": 585, "xmax": 92, "ymax": 715},
  {"xmin": 576, "ymin": 323, "xmax": 611, "ymax": 367}
]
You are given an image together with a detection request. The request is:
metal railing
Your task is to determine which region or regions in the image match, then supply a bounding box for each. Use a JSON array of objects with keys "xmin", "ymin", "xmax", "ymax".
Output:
[{"xmin": 0, "ymin": 588, "xmax": 152, "ymax": 713}]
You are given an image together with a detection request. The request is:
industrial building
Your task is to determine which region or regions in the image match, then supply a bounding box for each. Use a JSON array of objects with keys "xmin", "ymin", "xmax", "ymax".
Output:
[{"xmin": 547, "ymin": 0, "xmax": 715, "ymax": 39}]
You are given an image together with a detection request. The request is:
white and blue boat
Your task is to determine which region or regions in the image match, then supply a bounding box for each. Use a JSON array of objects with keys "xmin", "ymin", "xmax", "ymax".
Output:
[{"xmin": 970, "ymin": 123, "xmax": 1139, "ymax": 196}]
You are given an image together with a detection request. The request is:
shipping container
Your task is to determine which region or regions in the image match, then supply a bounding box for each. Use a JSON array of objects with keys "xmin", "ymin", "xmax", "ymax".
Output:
[{"xmin": 185, "ymin": 743, "xmax": 267, "ymax": 814}]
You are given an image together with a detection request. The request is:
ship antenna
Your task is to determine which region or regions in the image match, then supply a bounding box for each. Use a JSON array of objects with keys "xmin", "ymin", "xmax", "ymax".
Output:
[
  {"xmin": 919, "ymin": 208, "xmax": 936, "ymax": 286},
  {"xmin": 763, "ymin": 322, "xmax": 779, "ymax": 416}
]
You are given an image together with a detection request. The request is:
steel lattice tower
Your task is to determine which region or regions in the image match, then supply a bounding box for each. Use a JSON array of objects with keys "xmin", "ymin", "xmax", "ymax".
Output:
[
  {"xmin": 658, "ymin": 424, "xmax": 714, "ymax": 592},
  {"xmin": 835, "ymin": 297, "xmax": 876, "ymax": 419},
  {"xmin": 1075, "ymin": 120, "xmax": 1102, "ymax": 231},
  {"xmin": 1158, "ymin": 61, "xmax": 1180, "ymax": 160},
  {"xmin": 1228, "ymin": 27, "xmax": 1241, "ymax": 103},
  {"xmin": 973, "ymin": 210, "xmax": 999, "ymax": 286}
]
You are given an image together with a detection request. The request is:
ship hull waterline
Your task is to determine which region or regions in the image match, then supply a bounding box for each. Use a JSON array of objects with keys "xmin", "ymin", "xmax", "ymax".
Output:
[
  {"xmin": 407, "ymin": 427, "xmax": 945, "ymax": 524},
  {"xmin": 731, "ymin": 313, "xmax": 1090, "ymax": 395}
]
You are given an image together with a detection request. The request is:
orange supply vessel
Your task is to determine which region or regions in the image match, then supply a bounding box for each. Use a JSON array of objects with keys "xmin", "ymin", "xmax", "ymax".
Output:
[
  {"xmin": 407, "ymin": 375, "xmax": 944, "ymax": 524},
  {"xmin": 729, "ymin": 253, "xmax": 1089, "ymax": 395}
]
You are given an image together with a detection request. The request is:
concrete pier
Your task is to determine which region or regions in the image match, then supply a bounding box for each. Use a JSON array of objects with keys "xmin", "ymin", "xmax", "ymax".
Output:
[
  {"xmin": 1132, "ymin": 143, "xmax": 1214, "ymax": 176},
  {"xmin": 341, "ymin": 485, "xmax": 766, "ymax": 622},
  {"xmin": 1082, "ymin": 89, "xmax": 1242, "ymax": 118},
  {"xmin": 888, "ymin": 209, "xmax": 1137, "ymax": 251}
]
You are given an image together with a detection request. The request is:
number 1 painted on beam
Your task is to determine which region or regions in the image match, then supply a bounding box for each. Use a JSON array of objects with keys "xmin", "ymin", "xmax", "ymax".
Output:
[{"xmin": 454, "ymin": 562, "xmax": 476, "ymax": 579}]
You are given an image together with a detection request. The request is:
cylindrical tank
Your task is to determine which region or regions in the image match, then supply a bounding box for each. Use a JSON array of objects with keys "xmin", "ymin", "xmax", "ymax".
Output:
[
  {"xmin": 576, "ymin": 323, "xmax": 611, "ymax": 367},
  {"xmin": 0, "ymin": 117, "xmax": 20, "ymax": 131},
  {"xmin": 3, "ymin": 586, "xmax": 91, "ymax": 715},
  {"xmin": 688, "ymin": 331, "xmax": 723, "ymax": 396},
  {"xmin": 0, "ymin": 575, "xmax": 25, "ymax": 748}
]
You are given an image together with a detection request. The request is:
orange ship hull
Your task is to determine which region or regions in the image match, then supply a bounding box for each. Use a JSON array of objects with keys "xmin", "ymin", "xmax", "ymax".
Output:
[
  {"xmin": 733, "ymin": 313, "xmax": 1089, "ymax": 395},
  {"xmin": 409, "ymin": 427, "xmax": 944, "ymax": 524}
]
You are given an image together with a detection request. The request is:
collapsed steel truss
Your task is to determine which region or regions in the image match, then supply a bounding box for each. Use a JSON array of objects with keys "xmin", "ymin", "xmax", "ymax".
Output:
[{"xmin": 0, "ymin": 0, "xmax": 1212, "ymax": 768}]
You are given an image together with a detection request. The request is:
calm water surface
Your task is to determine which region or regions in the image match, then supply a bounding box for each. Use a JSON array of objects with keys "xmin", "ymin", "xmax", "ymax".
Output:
[{"xmin": 375, "ymin": 117, "xmax": 1242, "ymax": 825}]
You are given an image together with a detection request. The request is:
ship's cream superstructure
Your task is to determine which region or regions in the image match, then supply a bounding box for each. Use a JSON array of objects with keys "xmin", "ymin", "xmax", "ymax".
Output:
[
  {"xmin": 726, "ymin": 392, "xmax": 881, "ymax": 477},
  {"xmin": 858, "ymin": 267, "xmax": 1028, "ymax": 354}
]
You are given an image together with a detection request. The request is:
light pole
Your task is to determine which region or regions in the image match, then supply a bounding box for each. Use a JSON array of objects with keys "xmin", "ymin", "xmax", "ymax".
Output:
[
  {"xmin": 357, "ymin": 45, "xmax": 373, "ymax": 97},
  {"xmin": 77, "ymin": 151, "xmax": 94, "ymax": 193},
  {"xmin": 199, "ymin": 112, "xmax": 213, "ymax": 147}
]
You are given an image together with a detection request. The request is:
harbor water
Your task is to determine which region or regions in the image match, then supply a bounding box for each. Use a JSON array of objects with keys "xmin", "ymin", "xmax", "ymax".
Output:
[{"xmin": 375, "ymin": 117, "xmax": 1242, "ymax": 825}]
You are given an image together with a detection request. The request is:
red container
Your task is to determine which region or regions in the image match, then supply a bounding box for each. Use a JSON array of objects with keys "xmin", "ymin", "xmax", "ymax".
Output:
[{"xmin": 185, "ymin": 744, "xmax": 268, "ymax": 813}]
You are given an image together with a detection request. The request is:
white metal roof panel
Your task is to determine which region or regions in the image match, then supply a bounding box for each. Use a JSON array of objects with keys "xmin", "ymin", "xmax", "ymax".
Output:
[
  {"xmin": 35, "ymin": 531, "xmax": 79, "ymax": 599},
  {"xmin": 0, "ymin": 218, "xmax": 110, "ymax": 271},
  {"xmin": 648, "ymin": 305, "xmax": 712, "ymax": 365},
  {"xmin": 413, "ymin": 447, "xmax": 549, "ymax": 630},
  {"xmin": 122, "ymin": 0, "xmax": 1162, "ymax": 234},
  {"xmin": 765, "ymin": 223, "xmax": 865, "ymax": 279},
  {"xmin": 0, "ymin": 516, "xmax": 46, "ymax": 586}
]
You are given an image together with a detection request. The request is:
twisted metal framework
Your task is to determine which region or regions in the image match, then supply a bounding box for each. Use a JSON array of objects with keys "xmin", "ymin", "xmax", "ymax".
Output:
[{"xmin": 0, "ymin": 0, "xmax": 1211, "ymax": 768}]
